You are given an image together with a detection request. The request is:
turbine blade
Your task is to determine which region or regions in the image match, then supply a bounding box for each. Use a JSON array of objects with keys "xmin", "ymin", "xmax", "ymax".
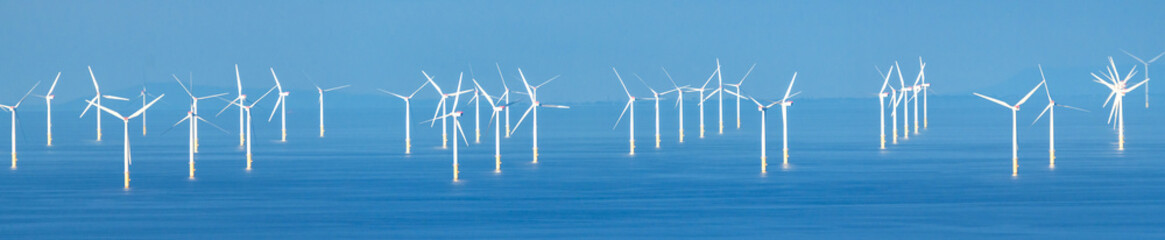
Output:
[
  {"xmin": 216, "ymin": 97, "xmax": 242, "ymax": 117},
  {"xmin": 1015, "ymin": 81, "xmax": 1045, "ymax": 106},
  {"xmin": 612, "ymin": 68, "xmax": 632, "ymax": 98},
  {"xmin": 324, "ymin": 85, "xmax": 351, "ymax": 92},
  {"xmin": 1031, "ymin": 104, "xmax": 1052, "ymax": 125},
  {"xmin": 80, "ymin": 96, "xmax": 98, "ymax": 118},
  {"xmin": 378, "ymin": 89, "xmax": 409, "ymax": 100},
  {"xmin": 84, "ymin": 99, "xmax": 124, "ymax": 119},
  {"xmin": 196, "ymin": 116, "xmax": 231, "ymax": 134},
  {"xmin": 268, "ymin": 96, "xmax": 283, "ymax": 122},
  {"xmin": 973, "ymin": 93, "xmax": 1013, "ymax": 108},
  {"xmin": 173, "ymin": 74, "xmax": 195, "ymax": 97},
  {"xmin": 47, "ymin": 72, "xmax": 61, "ymax": 95},
  {"xmin": 408, "ymin": 80, "xmax": 430, "ymax": 98},
  {"xmin": 13, "ymin": 81, "xmax": 42, "ymax": 108},
  {"xmin": 103, "ymin": 95, "xmax": 130, "ymax": 101},
  {"xmin": 509, "ymin": 105, "xmax": 535, "ymax": 135},
  {"xmin": 197, "ymin": 92, "xmax": 230, "ymax": 100},
  {"xmin": 1057, "ymin": 104, "xmax": 1089, "ymax": 112},
  {"xmin": 612, "ymin": 101, "xmax": 632, "ymax": 129},
  {"xmin": 128, "ymin": 95, "xmax": 164, "ymax": 119},
  {"xmin": 1122, "ymin": 49, "xmax": 1147, "ymax": 64},
  {"xmin": 249, "ymin": 86, "xmax": 278, "ymax": 107},
  {"xmin": 783, "ymin": 72, "xmax": 798, "ymax": 100}
]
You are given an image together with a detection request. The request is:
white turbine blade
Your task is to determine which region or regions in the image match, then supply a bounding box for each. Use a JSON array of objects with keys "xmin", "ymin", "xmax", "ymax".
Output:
[
  {"xmin": 47, "ymin": 72, "xmax": 61, "ymax": 95},
  {"xmin": 973, "ymin": 93, "xmax": 1013, "ymax": 108},
  {"xmin": 748, "ymin": 97, "xmax": 763, "ymax": 107},
  {"xmin": 87, "ymin": 66, "xmax": 102, "ymax": 93},
  {"xmin": 474, "ymin": 80, "xmax": 498, "ymax": 107},
  {"xmin": 661, "ymin": 67, "xmax": 680, "ymax": 89},
  {"xmin": 700, "ymin": 67, "xmax": 717, "ymax": 89},
  {"xmin": 895, "ymin": 61, "xmax": 905, "ymax": 88},
  {"xmin": 13, "ymin": 81, "xmax": 42, "ymax": 108},
  {"xmin": 633, "ymin": 73, "xmax": 656, "ymax": 93},
  {"xmin": 612, "ymin": 68, "xmax": 632, "ymax": 98},
  {"xmin": 879, "ymin": 65, "xmax": 894, "ymax": 93},
  {"xmin": 723, "ymin": 89, "xmax": 744, "ymax": 99},
  {"xmin": 1122, "ymin": 65, "xmax": 1139, "ymax": 83},
  {"xmin": 495, "ymin": 63, "xmax": 509, "ymax": 91},
  {"xmin": 128, "ymin": 95, "xmax": 164, "ymax": 119},
  {"xmin": 172, "ymin": 115, "xmax": 192, "ymax": 127},
  {"xmin": 541, "ymin": 104, "xmax": 570, "ymax": 109},
  {"xmin": 456, "ymin": 120, "xmax": 469, "ymax": 146},
  {"xmin": 84, "ymin": 99, "xmax": 124, "ymax": 119},
  {"xmin": 450, "ymin": 89, "xmax": 474, "ymax": 96},
  {"xmin": 195, "ymin": 116, "xmax": 231, "ymax": 134},
  {"xmin": 786, "ymin": 91, "xmax": 802, "ymax": 100},
  {"xmin": 1015, "ymin": 81, "xmax": 1045, "ymax": 106},
  {"xmin": 430, "ymin": 98, "xmax": 445, "ymax": 127},
  {"xmin": 517, "ymin": 68, "xmax": 537, "ymax": 101},
  {"xmin": 450, "ymin": 73, "xmax": 464, "ymax": 111},
  {"xmin": 408, "ymin": 80, "xmax": 430, "ymax": 98},
  {"xmin": 737, "ymin": 63, "xmax": 757, "ymax": 86},
  {"xmin": 249, "ymin": 86, "xmax": 278, "ymax": 107},
  {"xmin": 535, "ymin": 75, "xmax": 560, "ymax": 88},
  {"xmin": 103, "ymin": 95, "xmax": 130, "ymax": 101},
  {"xmin": 1057, "ymin": 104, "xmax": 1090, "ymax": 112},
  {"xmin": 508, "ymin": 105, "xmax": 535, "ymax": 135},
  {"xmin": 270, "ymin": 68, "xmax": 283, "ymax": 91},
  {"xmin": 612, "ymin": 100, "xmax": 632, "ymax": 129},
  {"xmin": 235, "ymin": 64, "xmax": 243, "ymax": 95},
  {"xmin": 422, "ymin": 70, "xmax": 444, "ymax": 94},
  {"xmin": 1149, "ymin": 51, "xmax": 1165, "ymax": 63},
  {"xmin": 1038, "ymin": 65, "xmax": 1053, "ymax": 101},
  {"xmin": 783, "ymin": 72, "xmax": 798, "ymax": 100},
  {"xmin": 1122, "ymin": 49, "xmax": 1147, "ymax": 64},
  {"xmin": 197, "ymin": 92, "xmax": 230, "ymax": 100},
  {"xmin": 702, "ymin": 88, "xmax": 721, "ymax": 102},
  {"xmin": 1127, "ymin": 78, "xmax": 1150, "ymax": 91},
  {"xmin": 80, "ymin": 96, "xmax": 99, "ymax": 118},
  {"xmin": 324, "ymin": 85, "xmax": 351, "ymax": 92},
  {"xmin": 1031, "ymin": 104, "xmax": 1052, "ymax": 125},
  {"xmin": 268, "ymin": 96, "xmax": 283, "ymax": 122},
  {"xmin": 1102, "ymin": 90, "xmax": 1116, "ymax": 108},
  {"xmin": 420, "ymin": 112, "xmax": 457, "ymax": 124},
  {"xmin": 378, "ymin": 89, "xmax": 409, "ymax": 100},
  {"xmin": 172, "ymin": 74, "xmax": 195, "ymax": 97},
  {"xmin": 216, "ymin": 97, "xmax": 242, "ymax": 117}
]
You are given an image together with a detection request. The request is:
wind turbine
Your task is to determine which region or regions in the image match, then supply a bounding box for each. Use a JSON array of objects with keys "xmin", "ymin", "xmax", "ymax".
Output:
[
  {"xmin": 877, "ymin": 65, "xmax": 895, "ymax": 149},
  {"xmin": 2, "ymin": 81, "xmax": 40, "ymax": 169},
  {"xmin": 692, "ymin": 68, "xmax": 719, "ymax": 138},
  {"xmin": 633, "ymin": 73, "xmax": 664, "ymax": 149},
  {"xmin": 660, "ymin": 68, "xmax": 689, "ymax": 143},
  {"xmin": 85, "ymin": 94, "xmax": 164, "ymax": 189},
  {"xmin": 422, "ymin": 78, "xmax": 469, "ymax": 182},
  {"xmin": 136, "ymin": 86, "xmax": 161, "ymax": 136},
  {"xmin": 1092, "ymin": 57, "xmax": 1148, "ymax": 150},
  {"xmin": 40, "ymin": 72, "xmax": 61, "ymax": 146},
  {"xmin": 777, "ymin": 73, "xmax": 799, "ymax": 168},
  {"xmin": 313, "ymin": 82, "xmax": 350, "ymax": 138},
  {"xmin": 423, "ymin": 71, "xmax": 473, "ymax": 149},
  {"xmin": 1121, "ymin": 49, "xmax": 1165, "ymax": 108},
  {"xmin": 232, "ymin": 65, "xmax": 246, "ymax": 146},
  {"xmin": 919, "ymin": 57, "xmax": 931, "ymax": 129},
  {"xmin": 172, "ymin": 104, "xmax": 229, "ymax": 179},
  {"xmin": 1032, "ymin": 65, "xmax": 1087, "ymax": 169},
  {"xmin": 912, "ymin": 61, "xmax": 927, "ymax": 134},
  {"xmin": 219, "ymin": 85, "xmax": 277, "ymax": 171},
  {"xmin": 973, "ymin": 81, "xmax": 1044, "ymax": 177},
  {"xmin": 377, "ymin": 80, "xmax": 429, "ymax": 154},
  {"xmin": 81, "ymin": 66, "xmax": 130, "ymax": 142},
  {"xmin": 611, "ymin": 68, "xmax": 642, "ymax": 155},
  {"xmin": 509, "ymin": 69, "xmax": 569, "ymax": 163},
  {"xmin": 748, "ymin": 96, "xmax": 782, "ymax": 173},
  {"xmin": 268, "ymin": 68, "xmax": 291, "ymax": 142},
  {"xmin": 725, "ymin": 63, "xmax": 756, "ymax": 130},
  {"xmin": 896, "ymin": 62, "xmax": 911, "ymax": 140},
  {"xmin": 173, "ymin": 74, "xmax": 229, "ymax": 153},
  {"xmin": 474, "ymin": 79, "xmax": 513, "ymax": 172},
  {"xmin": 716, "ymin": 59, "xmax": 725, "ymax": 134},
  {"xmin": 496, "ymin": 63, "xmax": 513, "ymax": 138}
]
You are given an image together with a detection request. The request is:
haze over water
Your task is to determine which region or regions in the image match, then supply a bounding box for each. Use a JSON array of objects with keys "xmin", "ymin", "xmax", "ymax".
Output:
[{"xmin": 1, "ymin": 96, "xmax": 1162, "ymax": 238}]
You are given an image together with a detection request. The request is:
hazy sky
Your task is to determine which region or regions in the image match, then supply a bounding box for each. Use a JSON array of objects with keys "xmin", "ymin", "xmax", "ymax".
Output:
[{"xmin": 2, "ymin": 0, "xmax": 1163, "ymax": 104}]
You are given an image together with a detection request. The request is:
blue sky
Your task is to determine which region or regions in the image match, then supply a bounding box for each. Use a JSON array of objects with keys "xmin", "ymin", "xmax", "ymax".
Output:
[{"xmin": 1, "ymin": 0, "xmax": 1163, "ymax": 104}]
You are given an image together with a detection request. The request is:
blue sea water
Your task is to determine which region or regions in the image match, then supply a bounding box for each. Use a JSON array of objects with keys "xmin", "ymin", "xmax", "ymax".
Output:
[{"xmin": 1, "ymin": 96, "xmax": 1163, "ymax": 239}]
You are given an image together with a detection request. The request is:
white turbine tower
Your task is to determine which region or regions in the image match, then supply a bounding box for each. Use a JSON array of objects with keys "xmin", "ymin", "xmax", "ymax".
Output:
[
  {"xmin": 313, "ymin": 83, "xmax": 350, "ymax": 138},
  {"xmin": 611, "ymin": 68, "xmax": 641, "ymax": 155},
  {"xmin": 173, "ymin": 105, "xmax": 229, "ymax": 179},
  {"xmin": 173, "ymin": 74, "xmax": 229, "ymax": 153},
  {"xmin": 233, "ymin": 65, "xmax": 246, "ymax": 146},
  {"xmin": 2, "ymin": 81, "xmax": 40, "ymax": 169},
  {"xmin": 81, "ymin": 66, "xmax": 130, "ymax": 142},
  {"xmin": 660, "ymin": 68, "xmax": 690, "ymax": 143},
  {"xmin": 877, "ymin": 65, "xmax": 895, "ymax": 149},
  {"xmin": 716, "ymin": 59, "xmax": 725, "ymax": 134},
  {"xmin": 474, "ymin": 79, "xmax": 512, "ymax": 172},
  {"xmin": 973, "ymin": 81, "xmax": 1044, "ymax": 177},
  {"xmin": 1032, "ymin": 65, "xmax": 1087, "ymax": 169},
  {"xmin": 220, "ymin": 85, "xmax": 277, "ymax": 171},
  {"xmin": 422, "ymin": 78, "xmax": 468, "ymax": 182},
  {"xmin": 777, "ymin": 73, "xmax": 799, "ymax": 168},
  {"xmin": 919, "ymin": 57, "xmax": 931, "ymax": 129},
  {"xmin": 1093, "ymin": 57, "xmax": 1148, "ymax": 151},
  {"xmin": 896, "ymin": 62, "xmax": 911, "ymax": 140},
  {"xmin": 912, "ymin": 61, "xmax": 927, "ymax": 134},
  {"xmin": 725, "ymin": 63, "xmax": 756, "ymax": 130},
  {"xmin": 136, "ymin": 86, "xmax": 161, "ymax": 136},
  {"xmin": 86, "ymin": 94, "xmax": 164, "ymax": 189},
  {"xmin": 377, "ymin": 81, "xmax": 429, "ymax": 154},
  {"xmin": 509, "ymin": 69, "xmax": 569, "ymax": 163},
  {"xmin": 692, "ymin": 68, "xmax": 719, "ymax": 138},
  {"xmin": 269, "ymin": 68, "xmax": 290, "ymax": 142},
  {"xmin": 748, "ymin": 96, "xmax": 781, "ymax": 173},
  {"xmin": 632, "ymin": 73, "xmax": 665, "ymax": 149},
  {"xmin": 496, "ymin": 63, "xmax": 513, "ymax": 138},
  {"xmin": 424, "ymin": 72, "xmax": 473, "ymax": 149},
  {"xmin": 1121, "ymin": 49, "xmax": 1165, "ymax": 108},
  {"xmin": 40, "ymin": 72, "xmax": 61, "ymax": 146}
]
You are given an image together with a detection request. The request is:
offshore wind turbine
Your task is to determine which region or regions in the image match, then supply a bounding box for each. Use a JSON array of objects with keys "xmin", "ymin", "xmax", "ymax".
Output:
[
  {"xmin": 748, "ymin": 96, "xmax": 781, "ymax": 173},
  {"xmin": 40, "ymin": 72, "xmax": 60, "ymax": 146},
  {"xmin": 231, "ymin": 65, "xmax": 246, "ymax": 146},
  {"xmin": 86, "ymin": 94, "xmax": 163, "ymax": 189},
  {"xmin": 509, "ymin": 69, "xmax": 569, "ymax": 163},
  {"xmin": 81, "ymin": 66, "xmax": 130, "ymax": 142},
  {"xmin": 136, "ymin": 86, "xmax": 162, "ymax": 136},
  {"xmin": 919, "ymin": 57, "xmax": 931, "ymax": 129},
  {"xmin": 660, "ymin": 68, "xmax": 689, "ymax": 143},
  {"xmin": 896, "ymin": 62, "xmax": 911, "ymax": 140},
  {"xmin": 269, "ymin": 68, "xmax": 290, "ymax": 142},
  {"xmin": 725, "ymin": 63, "xmax": 756, "ymax": 129},
  {"xmin": 877, "ymin": 65, "xmax": 895, "ymax": 149},
  {"xmin": 973, "ymin": 81, "xmax": 1044, "ymax": 177},
  {"xmin": 422, "ymin": 78, "xmax": 469, "ymax": 182},
  {"xmin": 377, "ymin": 80, "xmax": 429, "ymax": 154},
  {"xmin": 1121, "ymin": 49, "xmax": 1165, "ymax": 108},
  {"xmin": 1032, "ymin": 65, "xmax": 1087, "ymax": 169},
  {"xmin": 313, "ymin": 82, "xmax": 350, "ymax": 138},
  {"xmin": 611, "ymin": 68, "xmax": 642, "ymax": 155},
  {"xmin": 777, "ymin": 73, "xmax": 799, "ymax": 168},
  {"xmin": 1093, "ymin": 57, "xmax": 1148, "ymax": 150},
  {"xmin": 423, "ymin": 71, "xmax": 473, "ymax": 148},
  {"xmin": 912, "ymin": 62, "xmax": 927, "ymax": 134},
  {"xmin": 716, "ymin": 59, "xmax": 726, "ymax": 134},
  {"xmin": 173, "ymin": 104, "xmax": 229, "ymax": 179},
  {"xmin": 692, "ymin": 68, "xmax": 719, "ymax": 138},
  {"xmin": 173, "ymin": 74, "xmax": 229, "ymax": 153},
  {"xmin": 474, "ymin": 79, "xmax": 512, "ymax": 172},
  {"xmin": 633, "ymin": 73, "xmax": 664, "ymax": 149},
  {"xmin": 496, "ymin": 63, "xmax": 513, "ymax": 138},
  {"xmin": 2, "ymin": 81, "xmax": 40, "ymax": 169},
  {"xmin": 220, "ymin": 85, "xmax": 277, "ymax": 171}
]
